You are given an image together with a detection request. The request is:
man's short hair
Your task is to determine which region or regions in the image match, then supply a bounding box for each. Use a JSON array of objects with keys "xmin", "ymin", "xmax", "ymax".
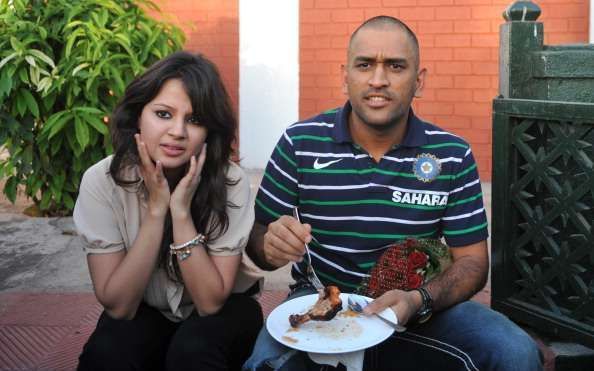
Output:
[{"xmin": 348, "ymin": 15, "xmax": 420, "ymax": 69}]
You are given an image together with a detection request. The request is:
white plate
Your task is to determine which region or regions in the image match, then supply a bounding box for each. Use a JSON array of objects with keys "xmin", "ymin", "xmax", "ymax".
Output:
[{"xmin": 266, "ymin": 293, "xmax": 395, "ymax": 354}]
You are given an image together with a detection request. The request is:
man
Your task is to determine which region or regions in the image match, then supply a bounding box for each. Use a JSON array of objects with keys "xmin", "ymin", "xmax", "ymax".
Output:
[{"xmin": 244, "ymin": 16, "xmax": 542, "ymax": 371}]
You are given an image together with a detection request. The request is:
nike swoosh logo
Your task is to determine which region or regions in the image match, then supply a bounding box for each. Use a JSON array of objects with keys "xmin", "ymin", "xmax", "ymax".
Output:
[{"xmin": 313, "ymin": 158, "xmax": 343, "ymax": 170}]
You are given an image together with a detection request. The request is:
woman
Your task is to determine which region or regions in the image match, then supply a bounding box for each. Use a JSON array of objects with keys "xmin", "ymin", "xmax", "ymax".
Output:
[{"xmin": 73, "ymin": 51, "xmax": 263, "ymax": 371}]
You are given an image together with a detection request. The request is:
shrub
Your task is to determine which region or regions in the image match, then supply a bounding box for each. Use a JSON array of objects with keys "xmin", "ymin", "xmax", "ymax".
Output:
[{"xmin": 0, "ymin": 0, "xmax": 185, "ymax": 215}]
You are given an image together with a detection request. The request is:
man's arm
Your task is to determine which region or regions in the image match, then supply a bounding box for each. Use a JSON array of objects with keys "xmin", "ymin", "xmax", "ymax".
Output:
[
  {"xmin": 365, "ymin": 239, "xmax": 489, "ymax": 325},
  {"xmin": 246, "ymin": 218, "xmax": 312, "ymax": 271},
  {"xmin": 426, "ymin": 240, "xmax": 489, "ymax": 311}
]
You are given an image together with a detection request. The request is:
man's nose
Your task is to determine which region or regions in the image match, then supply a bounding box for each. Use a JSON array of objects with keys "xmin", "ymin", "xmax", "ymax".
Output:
[{"xmin": 369, "ymin": 65, "xmax": 389, "ymax": 87}]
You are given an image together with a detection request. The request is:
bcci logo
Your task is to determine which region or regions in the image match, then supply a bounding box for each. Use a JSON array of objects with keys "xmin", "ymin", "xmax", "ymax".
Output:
[{"xmin": 413, "ymin": 153, "xmax": 441, "ymax": 183}]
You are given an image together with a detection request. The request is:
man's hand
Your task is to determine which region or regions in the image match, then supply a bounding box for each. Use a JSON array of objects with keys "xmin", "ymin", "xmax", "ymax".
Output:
[
  {"xmin": 363, "ymin": 289, "xmax": 422, "ymax": 326},
  {"xmin": 262, "ymin": 215, "xmax": 312, "ymax": 268}
]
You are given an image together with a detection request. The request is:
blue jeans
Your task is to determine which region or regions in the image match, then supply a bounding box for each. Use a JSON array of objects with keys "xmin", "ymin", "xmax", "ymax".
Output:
[{"xmin": 243, "ymin": 285, "xmax": 543, "ymax": 371}]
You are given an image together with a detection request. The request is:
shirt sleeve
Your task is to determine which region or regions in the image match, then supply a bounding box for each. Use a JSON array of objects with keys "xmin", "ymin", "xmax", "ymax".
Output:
[
  {"xmin": 254, "ymin": 130, "xmax": 299, "ymax": 226},
  {"xmin": 206, "ymin": 163, "xmax": 255, "ymax": 256},
  {"xmin": 441, "ymin": 146, "xmax": 489, "ymax": 247},
  {"xmin": 73, "ymin": 159, "xmax": 126, "ymax": 255}
]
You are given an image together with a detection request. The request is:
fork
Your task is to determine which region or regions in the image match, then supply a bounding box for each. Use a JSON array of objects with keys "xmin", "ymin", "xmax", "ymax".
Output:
[
  {"xmin": 292, "ymin": 206, "xmax": 325, "ymax": 291},
  {"xmin": 347, "ymin": 294, "xmax": 407, "ymax": 333}
]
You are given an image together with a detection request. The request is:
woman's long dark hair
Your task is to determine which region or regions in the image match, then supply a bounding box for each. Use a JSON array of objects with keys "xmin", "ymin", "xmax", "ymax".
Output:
[{"xmin": 109, "ymin": 51, "xmax": 237, "ymax": 281}]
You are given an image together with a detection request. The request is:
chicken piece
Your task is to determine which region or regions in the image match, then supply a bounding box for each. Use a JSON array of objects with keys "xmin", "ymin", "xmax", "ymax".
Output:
[{"xmin": 289, "ymin": 286, "xmax": 342, "ymax": 327}]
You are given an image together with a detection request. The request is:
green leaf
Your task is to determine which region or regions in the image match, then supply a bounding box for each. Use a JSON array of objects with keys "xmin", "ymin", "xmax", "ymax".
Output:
[
  {"xmin": 73, "ymin": 106, "xmax": 102, "ymax": 114},
  {"xmin": 42, "ymin": 92, "xmax": 57, "ymax": 111},
  {"xmin": 20, "ymin": 89, "xmax": 39, "ymax": 118},
  {"xmin": 29, "ymin": 65, "xmax": 40, "ymax": 86},
  {"xmin": 48, "ymin": 113, "xmax": 71, "ymax": 139},
  {"xmin": 10, "ymin": 37, "xmax": 22, "ymax": 51},
  {"xmin": 50, "ymin": 135, "xmax": 64, "ymax": 155},
  {"xmin": 0, "ymin": 73, "xmax": 12, "ymax": 97},
  {"xmin": 64, "ymin": 29, "xmax": 85, "ymax": 58},
  {"xmin": 28, "ymin": 49, "xmax": 55, "ymax": 69},
  {"xmin": 41, "ymin": 110, "xmax": 66, "ymax": 135},
  {"xmin": 40, "ymin": 189, "xmax": 52, "ymax": 210},
  {"xmin": 74, "ymin": 114, "xmax": 89, "ymax": 149},
  {"xmin": 79, "ymin": 112, "xmax": 108, "ymax": 135},
  {"xmin": 25, "ymin": 55, "xmax": 36, "ymax": 67},
  {"xmin": 72, "ymin": 62, "xmax": 90, "ymax": 77},
  {"xmin": 64, "ymin": 20, "xmax": 85, "ymax": 30},
  {"xmin": 4, "ymin": 176, "xmax": 18, "ymax": 203},
  {"xmin": 0, "ymin": 52, "xmax": 19, "ymax": 69},
  {"xmin": 18, "ymin": 67, "xmax": 28, "ymax": 84},
  {"xmin": 63, "ymin": 192, "xmax": 75, "ymax": 210},
  {"xmin": 108, "ymin": 65, "xmax": 126, "ymax": 96},
  {"xmin": 37, "ymin": 76, "xmax": 52, "ymax": 94},
  {"xmin": 16, "ymin": 94, "xmax": 26, "ymax": 117},
  {"xmin": 38, "ymin": 27, "xmax": 48, "ymax": 40}
]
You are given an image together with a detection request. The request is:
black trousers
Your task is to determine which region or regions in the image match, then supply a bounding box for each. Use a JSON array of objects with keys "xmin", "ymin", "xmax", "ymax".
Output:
[{"xmin": 78, "ymin": 294, "xmax": 263, "ymax": 371}]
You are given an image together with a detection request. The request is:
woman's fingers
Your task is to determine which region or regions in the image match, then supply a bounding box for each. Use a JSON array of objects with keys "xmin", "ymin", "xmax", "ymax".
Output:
[
  {"xmin": 135, "ymin": 134, "xmax": 155, "ymax": 172},
  {"xmin": 155, "ymin": 160, "xmax": 165, "ymax": 182},
  {"xmin": 196, "ymin": 143, "xmax": 207, "ymax": 174}
]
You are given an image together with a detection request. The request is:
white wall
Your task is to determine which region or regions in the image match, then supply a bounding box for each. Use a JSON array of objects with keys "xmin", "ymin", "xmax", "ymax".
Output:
[{"xmin": 239, "ymin": 0, "xmax": 299, "ymax": 169}]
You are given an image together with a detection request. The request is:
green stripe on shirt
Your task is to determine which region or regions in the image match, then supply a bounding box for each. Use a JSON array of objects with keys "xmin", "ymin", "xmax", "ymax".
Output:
[
  {"xmin": 447, "ymin": 192, "xmax": 483, "ymax": 207},
  {"xmin": 421, "ymin": 142, "xmax": 468, "ymax": 150},
  {"xmin": 312, "ymin": 227, "xmax": 437, "ymax": 240},
  {"xmin": 291, "ymin": 135, "xmax": 334, "ymax": 142},
  {"xmin": 301, "ymin": 198, "xmax": 446, "ymax": 211},
  {"xmin": 443, "ymin": 222, "xmax": 488, "ymax": 236},
  {"xmin": 275, "ymin": 145, "xmax": 297, "ymax": 167},
  {"xmin": 255, "ymin": 198, "xmax": 281, "ymax": 219},
  {"xmin": 264, "ymin": 171, "xmax": 297, "ymax": 196}
]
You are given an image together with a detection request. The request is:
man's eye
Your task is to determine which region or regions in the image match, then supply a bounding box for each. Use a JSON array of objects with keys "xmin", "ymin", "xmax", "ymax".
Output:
[
  {"xmin": 390, "ymin": 63, "xmax": 404, "ymax": 70},
  {"xmin": 155, "ymin": 110, "xmax": 171, "ymax": 119},
  {"xmin": 356, "ymin": 63, "xmax": 370, "ymax": 69}
]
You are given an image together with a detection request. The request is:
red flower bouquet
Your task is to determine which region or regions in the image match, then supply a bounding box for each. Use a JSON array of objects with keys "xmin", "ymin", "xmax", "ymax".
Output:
[{"xmin": 357, "ymin": 238, "xmax": 452, "ymax": 298}]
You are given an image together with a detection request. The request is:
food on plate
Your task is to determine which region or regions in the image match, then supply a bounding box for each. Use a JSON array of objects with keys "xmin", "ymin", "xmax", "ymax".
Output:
[{"xmin": 289, "ymin": 286, "xmax": 343, "ymax": 327}]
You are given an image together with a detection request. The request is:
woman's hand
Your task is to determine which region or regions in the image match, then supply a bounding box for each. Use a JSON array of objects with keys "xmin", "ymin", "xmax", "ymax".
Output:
[
  {"xmin": 135, "ymin": 134, "xmax": 170, "ymax": 217},
  {"xmin": 170, "ymin": 143, "xmax": 207, "ymax": 220}
]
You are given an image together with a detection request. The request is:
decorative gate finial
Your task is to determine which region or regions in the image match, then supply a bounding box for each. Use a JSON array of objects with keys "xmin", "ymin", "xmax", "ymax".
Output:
[{"xmin": 503, "ymin": 0, "xmax": 541, "ymax": 21}]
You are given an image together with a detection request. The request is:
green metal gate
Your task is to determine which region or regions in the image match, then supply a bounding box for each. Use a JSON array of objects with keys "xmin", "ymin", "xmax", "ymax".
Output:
[{"xmin": 491, "ymin": 1, "xmax": 594, "ymax": 348}]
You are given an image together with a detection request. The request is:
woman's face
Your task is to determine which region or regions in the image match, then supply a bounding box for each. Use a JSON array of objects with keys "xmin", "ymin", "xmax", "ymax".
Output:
[{"xmin": 138, "ymin": 78, "xmax": 208, "ymax": 179}]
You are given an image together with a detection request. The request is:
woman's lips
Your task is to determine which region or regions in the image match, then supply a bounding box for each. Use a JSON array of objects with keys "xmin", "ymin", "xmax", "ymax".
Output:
[{"xmin": 160, "ymin": 144, "xmax": 185, "ymax": 156}]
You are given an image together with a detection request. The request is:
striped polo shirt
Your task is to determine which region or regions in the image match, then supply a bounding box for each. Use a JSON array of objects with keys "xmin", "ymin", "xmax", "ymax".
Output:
[{"xmin": 255, "ymin": 102, "xmax": 489, "ymax": 292}]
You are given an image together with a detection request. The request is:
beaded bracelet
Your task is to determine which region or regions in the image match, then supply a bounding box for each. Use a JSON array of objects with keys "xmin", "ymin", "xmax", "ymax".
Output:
[{"xmin": 169, "ymin": 234, "xmax": 206, "ymax": 261}]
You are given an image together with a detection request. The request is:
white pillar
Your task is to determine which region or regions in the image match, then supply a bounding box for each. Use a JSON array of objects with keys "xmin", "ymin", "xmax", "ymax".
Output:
[
  {"xmin": 590, "ymin": 0, "xmax": 594, "ymax": 43},
  {"xmin": 239, "ymin": 0, "xmax": 299, "ymax": 169}
]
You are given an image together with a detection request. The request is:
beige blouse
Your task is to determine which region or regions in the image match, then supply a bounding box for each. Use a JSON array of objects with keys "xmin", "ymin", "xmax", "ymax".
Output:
[{"xmin": 73, "ymin": 155, "xmax": 262, "ymax": 322}]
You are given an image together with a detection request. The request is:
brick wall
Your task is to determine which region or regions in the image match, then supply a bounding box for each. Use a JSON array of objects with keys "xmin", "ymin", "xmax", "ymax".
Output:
[
  {"xmin": 300, "ymin": 0, "xmax": 591, "ymax": 181},
  {"xmin": 153, "ymin": 0, "xmax": 239, "ymax": 109}
]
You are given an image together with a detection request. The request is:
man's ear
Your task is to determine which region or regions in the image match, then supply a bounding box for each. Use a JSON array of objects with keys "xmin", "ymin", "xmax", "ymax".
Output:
[
  {"xmin": 414, "ymin": 67, "xmax": 427, "ymax": 98},
  {"xmin": 341, "ymin": 64, "xmax": 348, "ymax": 96}
]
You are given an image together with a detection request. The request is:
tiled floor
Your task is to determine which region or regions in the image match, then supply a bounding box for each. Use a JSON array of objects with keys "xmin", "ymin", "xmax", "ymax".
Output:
[
  {"xmin": 0, "ymin": 291, "xmax": 288, "ymax": 371},
  {"xmin": 0, "ymin": 288, "xmax": 557, "ymax": 371}
]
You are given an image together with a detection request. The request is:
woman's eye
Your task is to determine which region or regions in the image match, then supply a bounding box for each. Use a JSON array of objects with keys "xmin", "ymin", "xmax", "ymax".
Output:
[
  {"xmin": 155, "ymin": 110, "xmax": 171, "ymax": 119},
  {"xmin": 187, "ymin": 116, "xmax": 200, "ymax": 124}
]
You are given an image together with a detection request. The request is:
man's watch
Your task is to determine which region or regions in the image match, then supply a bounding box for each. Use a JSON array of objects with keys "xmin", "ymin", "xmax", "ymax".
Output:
[{"xmin": 414, "ymin": 287, "xmax": 433, "ymax": 323}]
